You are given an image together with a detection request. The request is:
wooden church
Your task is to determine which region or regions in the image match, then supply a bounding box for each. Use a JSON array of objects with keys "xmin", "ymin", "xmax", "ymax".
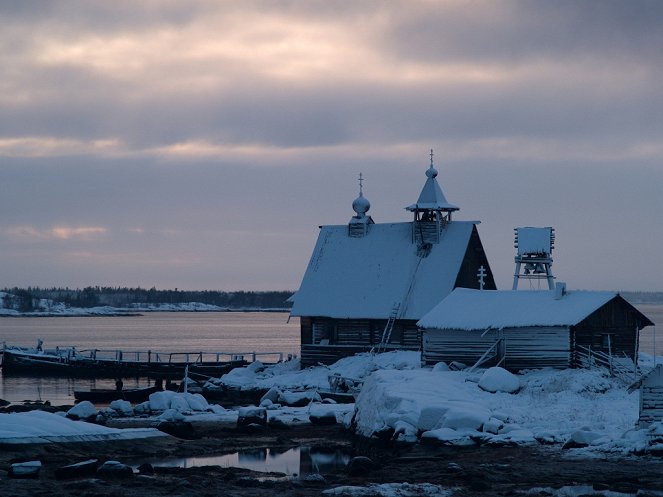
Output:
[{"xmin": 289, "ymin": 153, "xmax": 496, "ymax": 367}]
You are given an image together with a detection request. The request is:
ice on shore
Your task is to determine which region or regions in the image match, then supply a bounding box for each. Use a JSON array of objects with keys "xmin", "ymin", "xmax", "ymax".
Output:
[
  {"xmin": 4, "ymin": 351, "xmax": 663, "ymax": 456},
  {"xmin": 0, "ymin": 410, "xmax": 165, "ymax": 444}
]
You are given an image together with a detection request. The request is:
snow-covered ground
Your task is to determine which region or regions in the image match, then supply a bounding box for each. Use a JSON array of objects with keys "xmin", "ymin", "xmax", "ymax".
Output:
[{"xmin": 3, "ymin": 350, "xmax": 663, "ymax": 457}]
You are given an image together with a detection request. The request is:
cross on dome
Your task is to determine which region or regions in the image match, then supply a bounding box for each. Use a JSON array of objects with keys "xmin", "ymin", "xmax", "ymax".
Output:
[{"xmin": 352, "ymin": 172, "xmax": 370, "ymax": 216}]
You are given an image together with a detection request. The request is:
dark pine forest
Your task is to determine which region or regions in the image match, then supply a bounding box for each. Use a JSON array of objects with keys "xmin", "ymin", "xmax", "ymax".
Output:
[{"xmin": 1, "ymin": 287, "xmax": 294, "ymax": 312}]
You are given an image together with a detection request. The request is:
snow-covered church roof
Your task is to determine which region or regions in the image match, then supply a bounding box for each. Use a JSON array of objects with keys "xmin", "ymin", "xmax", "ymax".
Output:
[
  {"xmin": 289, "ymin": 221, "xmax": 479, "ymax": 320},
  {"xmin": 418, "ymin": 288, "xmax": 652, "ymax": 331}
]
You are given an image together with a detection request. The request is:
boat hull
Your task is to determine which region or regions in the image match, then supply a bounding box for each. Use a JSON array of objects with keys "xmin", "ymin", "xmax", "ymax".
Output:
[{"xmin": 74, "ymin": 386, "xmax": 162, "ymax": 404}]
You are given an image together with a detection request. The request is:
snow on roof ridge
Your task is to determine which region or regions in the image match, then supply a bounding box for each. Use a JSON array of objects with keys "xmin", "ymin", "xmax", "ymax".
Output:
[{"xmin": 418, "ymin": 287, "xmax": 620, "ymax": 330}]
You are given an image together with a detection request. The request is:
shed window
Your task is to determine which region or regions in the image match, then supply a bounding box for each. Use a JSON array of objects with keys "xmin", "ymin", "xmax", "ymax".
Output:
[{"xmin": 601, "ymin": 333, "xmax": 614, "ymax": 352}]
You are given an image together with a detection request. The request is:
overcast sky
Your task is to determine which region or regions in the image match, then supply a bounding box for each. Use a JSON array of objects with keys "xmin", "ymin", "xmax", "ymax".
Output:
[{"xmin": 1, "ymin": 0, "xmax": 662, "ymax": 292}]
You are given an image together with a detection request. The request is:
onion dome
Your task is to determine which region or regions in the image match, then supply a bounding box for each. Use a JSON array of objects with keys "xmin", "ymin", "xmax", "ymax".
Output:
[
  {"xmin": 352, "ymin": 192, "xmax": 370, "ymax": 216},
  {"xmin": 352, "ymin": 172, "xmax": 371, "ymax": 217}
]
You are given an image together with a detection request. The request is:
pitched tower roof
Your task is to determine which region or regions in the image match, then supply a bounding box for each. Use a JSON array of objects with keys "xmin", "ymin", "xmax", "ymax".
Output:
[{"xmin": 405, "ymin": 150, "xmax": 459, "ymax": 213}]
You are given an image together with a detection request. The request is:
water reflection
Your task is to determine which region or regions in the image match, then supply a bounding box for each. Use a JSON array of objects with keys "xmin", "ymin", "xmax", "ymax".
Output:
[{"xmin": 134, "ymin": 446, "xmax": 352, "ymax": 476}]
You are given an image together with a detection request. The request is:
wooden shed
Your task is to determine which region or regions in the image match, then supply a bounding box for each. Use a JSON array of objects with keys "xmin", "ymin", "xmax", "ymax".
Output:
[
  {"xmin": 289, "ymin": 157, "xmax": 495, "ymax": 367},
  {"xmin": 419, "ymin": 286, "xmax": 653, "ymax": 372}
]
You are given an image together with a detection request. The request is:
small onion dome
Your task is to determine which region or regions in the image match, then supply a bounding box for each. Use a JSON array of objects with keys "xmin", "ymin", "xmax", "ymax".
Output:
[
  {"xmin": 426, "ymin": 164, "xmax": 438, "ymax": 179},
  {"xmin": 352, "ymin": 193, "xmax": 370, "ymax": 216}
]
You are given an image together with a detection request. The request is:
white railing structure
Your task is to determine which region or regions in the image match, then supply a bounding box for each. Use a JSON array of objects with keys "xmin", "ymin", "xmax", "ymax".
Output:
[{"xmin": 576, "ymin": 345, "xmax": 642, "ymax": 384}]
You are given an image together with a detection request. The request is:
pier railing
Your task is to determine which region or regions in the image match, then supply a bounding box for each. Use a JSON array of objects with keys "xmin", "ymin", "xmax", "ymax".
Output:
[{"xmin": 46, "ymin": 347, "xmax": 284, "ymax": 365}]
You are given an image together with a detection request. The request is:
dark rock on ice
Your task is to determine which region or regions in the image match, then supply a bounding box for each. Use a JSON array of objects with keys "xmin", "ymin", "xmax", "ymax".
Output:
[
  {"xmin": 9, "ymin": 460, "xmax": 41, "ymax": 479},
  {"xmin": 96, "ymin": 460, "xmax": 134, "ymax": 479},
  {"xmin": 347, "ymin": 456, "xmax": 376, "ymax": 476},
  {"xmin": 154, "ymin": 420, "xmax": 197, "ymax": 439},
  {"xmin": 237, "ymin": 406, "xmax": 267, "ymax": 427},
  {"xmin": 137, "ymin": 463, "xmax": 154, "ymax": 475}
]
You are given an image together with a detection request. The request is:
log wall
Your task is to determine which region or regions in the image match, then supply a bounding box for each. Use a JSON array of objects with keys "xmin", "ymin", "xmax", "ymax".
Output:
[
  {"xmin": 300, "ymin": 317, "xmax": 421, "ymax": 366},
  {"xmin": 422, "ymin": 326, "xmax": 571, "ymax": 371}
]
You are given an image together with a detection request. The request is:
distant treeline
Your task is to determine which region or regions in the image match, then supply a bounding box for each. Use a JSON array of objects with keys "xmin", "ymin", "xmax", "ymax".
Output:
[
  {"xmin": 1, "ymin": 286, "xmax": 294, "ymax": 312},
  {"xmin": 621, "ymin": 292, "xmax": 663, "ymax": 304}
]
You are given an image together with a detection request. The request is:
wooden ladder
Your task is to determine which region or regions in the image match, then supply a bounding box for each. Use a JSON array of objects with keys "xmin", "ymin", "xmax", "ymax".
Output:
[{"xmin": 374, "ymin": 303, "xmax": 401, "ymax": 354}]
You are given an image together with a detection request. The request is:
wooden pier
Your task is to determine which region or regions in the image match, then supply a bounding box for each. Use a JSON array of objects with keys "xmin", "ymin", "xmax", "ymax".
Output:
[{"xmin": 1, "ymin": 345, "xmax": 286, "ymax": 378}]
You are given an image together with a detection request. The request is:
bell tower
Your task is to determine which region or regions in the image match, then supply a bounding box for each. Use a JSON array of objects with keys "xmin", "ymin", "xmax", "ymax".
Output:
[
  {"xmin": 512, "ymin": 227, "xmax": 555, "ymax": 290},
  {"xmin": 405, "ymin": 150, "xmax": 459, "ymax": 246}
]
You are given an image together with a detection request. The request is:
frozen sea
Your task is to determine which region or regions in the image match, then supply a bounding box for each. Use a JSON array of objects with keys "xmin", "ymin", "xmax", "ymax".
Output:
[{"xmin": 0, "ymin": 311, "xmax": 299, "ymax": 404}]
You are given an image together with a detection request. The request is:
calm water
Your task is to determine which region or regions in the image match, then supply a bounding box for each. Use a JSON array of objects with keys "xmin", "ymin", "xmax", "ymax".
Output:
[
  {"xmin": 1, "ymin": 305, "xmax": 661, "ymax": 405},
  {"xmin": 634, "ymin": 304, "xmax": 663, "ymax": 357},
  {"xmin": 131, "ymin": 446, "xmax": 352, "ymax": 476},
  {"xmin": 0, "ymin": 311, "xmax": 299, "ymax": 404}
]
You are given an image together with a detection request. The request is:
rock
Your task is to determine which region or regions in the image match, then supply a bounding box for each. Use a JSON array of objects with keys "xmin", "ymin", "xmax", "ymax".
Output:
[
  {"xmin": 97, "ymin": 460, "xmax": 134, "ymax": 479},
  {"xmin": 478, "ymin": 367, "xmax": 520, "ymax": 394},
  {"xmin": 9, "ymin": 461, "xmax": 41, "ymax": 479},
  {"xmin": 309, "ymin": 405, "xmax": 337, "ymax": 425},
  {"xmin": 278, "ymin": 390, "xmax": 321, "ymax": 407},
  {"xmin": 237, "ymin": 406, "xmax": 267, "ymax": 427},
  {"xmin": 137, "ymin": 463, "xmax": 154, "ymax": 475},
  {"xmin": 267, "ymin": 418, "xmax": 290, "ymax": 429},
  {"xmin": 562, "ymin": 429, "xmax": 603, "ymax": 449},
  {"xmin": 239, "ymin": 422, "xmax": 266, "ymax": 433},
  {"xmin": 310, "ymin": 412, "xmax": 337, "ymax": 425},
  {"xmin": 432, "ymin": 362, "xmax": 450, "ymax": 372},
  {"xmin": 301, "ymin": 473, "xmax": 326, "ymax": 482},
  {"xmin": 393, "ymin": 420, "xmax": 418, "ymax": 442},
  {"xmin": 483, "ymin": 417, "xmax": 504, "ymax": 434},
  {"xmin": 109, "ymin": 399, "xmax": 134, "ymax": 416},
  {"xmin": 66, "ymin": 401, "xmax": 97, "ymax": 421},
  {"xmin": 54, "ymin": 459, "xmax": 99, "ymax": 480},
  {"xmin": 157, "ymin": 407, "xmax": 186, "ymax": 422},
  {"xmin": 347, "ymin": 456, "xmax": 376, "ymax": 476},
  {"xmin": 134, "ymin": 401, "xmax": 151, "ymax": 415},
  {"xmin": 154, "ymin": 420, "xmax": 197, "ymax": 439},
  {"xmin": 0, "ymin": 398, "xmax": 10, "ymax": 407},
  {"xmin": 260, "ymin": 387, "xmax": 281, "ymax": 404}
]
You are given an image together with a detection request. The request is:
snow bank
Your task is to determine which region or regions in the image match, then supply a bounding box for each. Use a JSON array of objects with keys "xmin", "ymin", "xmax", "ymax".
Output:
[
  {"xmin": 205, "ymin": 351, "xmax": 421, "ymax": 392},
  {"xmin": 354, "ymin": 367, "xmax": 647, "ymax": 453},
  {"xmin": 0, "ymin": 410, "xmax": 165, "ymax": 444}
]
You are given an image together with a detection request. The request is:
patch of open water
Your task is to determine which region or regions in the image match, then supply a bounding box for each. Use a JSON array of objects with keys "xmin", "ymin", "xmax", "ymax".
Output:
[{"xmin": 131, "ymin": 446, "xmax": 352, "ymax": 477}]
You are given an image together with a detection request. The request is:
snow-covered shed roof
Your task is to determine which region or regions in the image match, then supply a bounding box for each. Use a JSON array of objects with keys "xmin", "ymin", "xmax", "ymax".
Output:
[
  {"xmin": 290, "ymin": 221, "xmax": 478, "ymax": 320},
  {"xmin": 418, "ymin": 288, "xmax": 653, "ymax": 331}
]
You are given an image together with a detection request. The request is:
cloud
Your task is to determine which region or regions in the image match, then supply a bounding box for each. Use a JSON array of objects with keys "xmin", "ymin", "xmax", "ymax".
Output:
[
  {"xmin": 3, "ymin": 225, "xmax": 108, "ymax": 241},
  {"xmin": 0, "ymin": 1, "xmax": 661, "ymax": 290}
]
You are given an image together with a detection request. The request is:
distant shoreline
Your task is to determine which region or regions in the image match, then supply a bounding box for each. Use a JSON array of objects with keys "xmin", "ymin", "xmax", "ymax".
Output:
[{"xmin": 0, "ymin": 307, "xmax": 292, "ymax": 318}]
